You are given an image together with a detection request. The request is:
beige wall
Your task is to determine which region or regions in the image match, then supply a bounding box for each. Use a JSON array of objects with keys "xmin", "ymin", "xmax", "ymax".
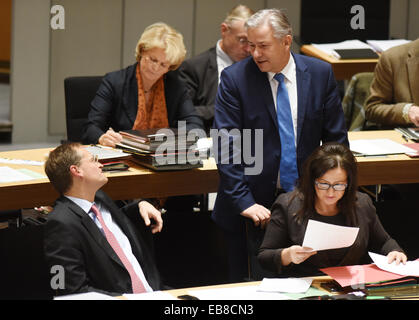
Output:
[{"xmin": 11, "ymin": 0, "xmax": 418, "ymax": 143}]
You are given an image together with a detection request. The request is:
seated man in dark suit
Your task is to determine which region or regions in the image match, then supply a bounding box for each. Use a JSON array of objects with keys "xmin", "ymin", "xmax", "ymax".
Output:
[
  {"xmin": 44, "ymin": 143, "xmax": 164, "ymax": 296},
  {"xmin": 178, "ymin": 4, "xmax": 254, "ymax": 133}
]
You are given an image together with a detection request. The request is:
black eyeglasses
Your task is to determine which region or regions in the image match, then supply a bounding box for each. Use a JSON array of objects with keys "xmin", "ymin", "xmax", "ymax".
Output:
[{"xmin": 315, "ymin": 181, "xmax": 347, "ymax": 191}]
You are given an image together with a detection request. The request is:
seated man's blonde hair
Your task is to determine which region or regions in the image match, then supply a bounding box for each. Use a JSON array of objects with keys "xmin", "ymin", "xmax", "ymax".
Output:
[{"xmin": 135, "ymin": 22, "xmax": 186, "ymax": 70}]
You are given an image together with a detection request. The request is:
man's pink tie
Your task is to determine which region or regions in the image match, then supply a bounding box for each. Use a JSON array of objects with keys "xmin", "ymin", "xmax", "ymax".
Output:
[{"xmin": 90, "ymin": 204, "xmax": 146, "ymax": 293}]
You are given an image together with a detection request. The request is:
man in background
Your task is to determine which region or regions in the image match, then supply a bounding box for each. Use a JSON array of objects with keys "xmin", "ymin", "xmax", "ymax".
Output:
[
  {"xmin": 179, "ymin": 4, "xmax": 254, "ymax": 133},
  {"xmin": 365, "ymin": 38, "xmax": 419, "ymax": 128}
]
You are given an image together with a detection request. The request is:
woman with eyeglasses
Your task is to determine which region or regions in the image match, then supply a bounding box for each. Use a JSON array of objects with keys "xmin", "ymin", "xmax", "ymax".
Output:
[
  {"xmin": 83, "ymin": 22, "xmax": 203, "ymax": 146},
  {"xmin": 258, "ymin": 142, "xmax": 407, "ymax": 277}
]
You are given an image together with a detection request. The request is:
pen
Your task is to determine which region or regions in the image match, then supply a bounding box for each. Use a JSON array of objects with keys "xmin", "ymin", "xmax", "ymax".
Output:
[{"xmin": 402, "ymin": 135, "xmax": 409, "ymax": 142}]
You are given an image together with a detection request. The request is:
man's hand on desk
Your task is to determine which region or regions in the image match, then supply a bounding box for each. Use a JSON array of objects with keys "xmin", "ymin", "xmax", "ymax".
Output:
[
  {"xmin": 241, "ymin": 204, "xmax": 271, "ymax": 229},
  {"xmin": 408, "ymin": 105, "xmax": 419, "ymax": 127},
  {"xmin": 98, "ymin": 128, "xmax": 123, "ymax": 147},
  {"xmin": 138, "ymin": 200, "xmax": 163, "ymax": 234}
]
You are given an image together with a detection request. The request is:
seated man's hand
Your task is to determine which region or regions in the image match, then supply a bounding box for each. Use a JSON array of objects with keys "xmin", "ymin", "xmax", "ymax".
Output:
[
  {"xmin": 240, "ymin": 204, "xmax": 271, "ymax": 229},
  {"xmin": 408, "ymin": 105, "xmax": 419, "ymax": 127},
  {"xmin": 98, "ymin": 128, "xmax": 123, "ymax": 147},
  {"xmin": 138, "ymin": 201, "xmax": 163, "ymax": 234}
]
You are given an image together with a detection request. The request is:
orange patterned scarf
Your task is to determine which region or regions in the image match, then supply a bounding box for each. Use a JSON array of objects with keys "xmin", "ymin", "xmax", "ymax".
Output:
[{"xmin": 133, "ymin": 63, "xmax": 169, "ymax": 130}]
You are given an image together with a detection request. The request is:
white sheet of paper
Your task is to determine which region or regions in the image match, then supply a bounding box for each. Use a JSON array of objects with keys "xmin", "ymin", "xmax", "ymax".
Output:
[
  {"xmin": 0, "ymin": 166, "xmax": 39, "ymax": 183},
  {"xmin": 257, "ymin": 278, "xmax": 312, "ymax": 293},
  {"xmin": 302, "ymin": 219, "xmax": 359, "ymax": 251},
  {"xmin": 369, "ymin": 252, "xmax": 419, "ymax": 277},
  {"xmin": 349, "ymin": 139, "xmax": 416, "ymax": 156},
  {"xmin": 54, "ymin": 292, "xmax": 118, "ymax": 300},
  {"xmin": 123, "ymin": 291, "xmax": 176, "ymax": 300},
  {"xmin": 366, "ymin": 39, "xmax": 410, "ymax": 52},
  {"xmin": 188, "ymin": 285, "xmax": 289, "ymax": 300}
]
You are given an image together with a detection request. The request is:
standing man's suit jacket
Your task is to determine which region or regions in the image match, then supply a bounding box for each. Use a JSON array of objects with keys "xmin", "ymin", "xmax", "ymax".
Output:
[
  {"xmin": 178, "ymin": 47, "xmax": 218, "ymax": 132},
  {"xmin": 212, "ymin": 54, "xmax": 348, "ymax": 232},
  {"xmin": 44, "ymin": 190, "xmax": 162, "ymax": 296},
  {"xmin": 365, "ymin": 38, "xmax": 419, "ymax": 126}
]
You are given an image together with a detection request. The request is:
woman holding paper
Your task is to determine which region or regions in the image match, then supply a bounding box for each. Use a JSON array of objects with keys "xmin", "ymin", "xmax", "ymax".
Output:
[{"xmin": 258, "ymin": 142, "xmax": 407, "ymax": 277}]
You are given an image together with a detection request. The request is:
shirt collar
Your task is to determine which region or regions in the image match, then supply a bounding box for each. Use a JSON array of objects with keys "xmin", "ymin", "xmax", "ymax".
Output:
[
  {"xmin": 268, "ymin": 54, "xmax": 295, "ymax": 83},
  {"xmin": 65, "ymin": 195, "xmax": 95, "ymax": 214},
  {"xmin": 216, "ymin": 39, "xmax": 234, "ymax": 66}
]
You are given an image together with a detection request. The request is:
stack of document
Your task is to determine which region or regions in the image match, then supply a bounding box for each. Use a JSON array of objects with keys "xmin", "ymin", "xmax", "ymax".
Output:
[{"xmin": 366, "ymin": 39, "xmax": 411, "ymax": 53}]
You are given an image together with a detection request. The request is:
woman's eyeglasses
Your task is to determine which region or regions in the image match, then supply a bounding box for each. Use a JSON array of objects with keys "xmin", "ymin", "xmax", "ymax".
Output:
[
  {"xmin": 143, "ymin": 55, "xmax": 169, "ymax": 70},
  {"xmin": 315, "ymin": 181, "xmax": 347, "ymax": 191}
]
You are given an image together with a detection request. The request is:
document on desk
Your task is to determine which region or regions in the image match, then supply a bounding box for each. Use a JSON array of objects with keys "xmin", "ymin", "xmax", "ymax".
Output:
[
  {"xmin": 302, "ymin": 220, "xmax": 359, "ymax": 251},
  {"xmin": 366, "ymin": 39, "xmax": 410, "ymax": 53},
  {"xmin": 257, "ymin": 277, "xmax": 312, "ymax": 293},
  {"xmin": 0, "ymin": 166, "xmax": 44, "ymax": 183},
  {"xmin": 123, "ymin": 291, "xmax": 176, "ymax": 300},
  {"xmin": 54, "ymin": 292, "xmax": 118, "ymax": 300},
  {"xmin": 349, "ymin": 138, "xmax": 416, "ymax": 156},
  {"xmin": 369, "ymin": 252, "xmax": 419, "ymax": 277},
  {"xmin": 188, "ymin": 285, "xmax": 289, "ymax": 300}
]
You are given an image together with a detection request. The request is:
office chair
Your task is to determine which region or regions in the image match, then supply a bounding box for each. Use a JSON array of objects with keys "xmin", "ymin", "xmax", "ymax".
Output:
[
  {"xmin": 64, "ymin": 76, "xmax": 103, "ymax": 142},
  {"xmin": 341, "ymin": 72, "xmax": 375, "ymax": 131}
]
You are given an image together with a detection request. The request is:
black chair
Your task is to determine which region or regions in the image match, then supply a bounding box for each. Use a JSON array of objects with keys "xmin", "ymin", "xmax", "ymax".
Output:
[{"xmin": 64, "ymin": 76, "xmax": 103, "ymax": 143}]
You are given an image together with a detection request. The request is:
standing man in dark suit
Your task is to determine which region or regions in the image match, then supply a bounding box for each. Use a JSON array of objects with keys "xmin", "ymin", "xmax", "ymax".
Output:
[
  {"xmin": 212, "ymin": 8, "xmax": 348, "ymax": 281},
  {"xmin": 44, "ymin": 143, "xmax": 164, "ymax": 296},
  {"xmin": 178, "ymin": 4, "xmax": 254, "ymax": 133}
]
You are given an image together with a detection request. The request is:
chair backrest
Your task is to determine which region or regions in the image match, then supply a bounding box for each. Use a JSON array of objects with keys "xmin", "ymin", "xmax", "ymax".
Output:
[
  {"xmin": 341, "ymin": 72, "xmax": 374, "ymax": 131},
  {"xmin": 64, "ymin": 76, "xmax": 103, "ymax": 142}
]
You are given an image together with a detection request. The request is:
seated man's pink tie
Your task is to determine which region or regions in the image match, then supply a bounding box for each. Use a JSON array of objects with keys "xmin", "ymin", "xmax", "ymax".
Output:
[{"xmin": 90, "ymin": 204, "xmax": 146, "ymax": 293}]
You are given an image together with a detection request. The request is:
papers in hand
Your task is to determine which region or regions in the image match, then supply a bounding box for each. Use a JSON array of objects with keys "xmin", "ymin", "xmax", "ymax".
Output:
[
  {"xmin": 258, "ymin": 278, "xmax": 312, "ymax": 293},
  {"xmin": 350, "ymin": 138, "xmax": 417, "ymax": 156},
  {"xmin": 369, "ymin": 252, "xmax": 419, "ymax": 277},
  {"xmin": 302, "ymin": 220, "xmax": 359, "ymax": 252}
]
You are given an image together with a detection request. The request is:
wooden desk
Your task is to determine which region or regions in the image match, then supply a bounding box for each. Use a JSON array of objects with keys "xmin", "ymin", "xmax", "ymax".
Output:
[
  {"xmin": 0, "ymin": 149, "xmax": 219, "ymax": 210},
  {"xmin": 300, "ymin": 45, "xmax": 378, "ymax": 80},
  {"xmin": 167, "ymin": 276, "xmax": 331, "ymax": 299},
  {"xmin": 0, "ymin": 130, "xmax": 417, "ymax": 210},
  {"xmin": 348, "ymin": 130, "xmax": 419, "ymax": 185}
]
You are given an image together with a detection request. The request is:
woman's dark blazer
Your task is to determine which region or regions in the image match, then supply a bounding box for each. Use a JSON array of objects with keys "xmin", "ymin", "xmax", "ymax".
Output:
[
  {"xmin": 83, "ymin": 63, "xmax": 204, "ymax": 144},
  {"xmin": 258, "ymin": 191, "xmax": 403, "ymax": 277}
]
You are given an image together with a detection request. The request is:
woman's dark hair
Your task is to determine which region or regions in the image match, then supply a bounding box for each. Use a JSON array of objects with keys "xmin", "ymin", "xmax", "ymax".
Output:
[{"xmin": 293, "ymin": 142, "xmax": 358, "ymax": 226}]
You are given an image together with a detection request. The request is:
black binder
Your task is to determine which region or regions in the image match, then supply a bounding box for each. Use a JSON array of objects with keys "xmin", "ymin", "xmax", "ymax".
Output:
[{"xmin": 335, "ymin": 48, "xmax": 378, "ymax": 59}]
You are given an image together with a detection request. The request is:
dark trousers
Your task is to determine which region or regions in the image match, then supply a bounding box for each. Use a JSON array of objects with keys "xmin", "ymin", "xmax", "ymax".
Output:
[{"xmin": 222, "ymin": 222, "xmax": 249, "ymax": 283}]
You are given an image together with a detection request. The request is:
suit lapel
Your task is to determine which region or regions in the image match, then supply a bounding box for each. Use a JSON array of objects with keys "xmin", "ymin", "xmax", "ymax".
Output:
[
  {"xmin": 248, "ymin": 60, "xmax": 278, "ymax": 132},
  {"xmin": 125, "ymin": 63, "xmax": 139, "ymax": 125},
  {"xmin": 406, "ymin": 42, "xmax": 419, "ymax": 104},
  {"xmin": 294, "ymin": 54, "xmax": 310, "ymax": 148},
  {"xmin": 63, "ymin": 195, "xmax": 126, "ymax": 269}
]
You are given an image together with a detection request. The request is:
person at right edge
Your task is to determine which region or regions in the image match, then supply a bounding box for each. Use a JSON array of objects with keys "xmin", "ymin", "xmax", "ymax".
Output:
[
  {"xmin": 212, "ymin": 8, "xmax": 348, "ymax": 282},
  {"xmin": 365, "ymin": 38, "xmax": 419, "ymax": 128},
  {"xmin": 258, "ymin": 142, "xmax": 407, "ymax": 277}
]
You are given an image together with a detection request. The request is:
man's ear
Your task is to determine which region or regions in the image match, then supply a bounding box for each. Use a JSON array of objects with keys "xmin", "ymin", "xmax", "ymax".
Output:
[
  {"xmin": 283, "ymin": 34, "xmax": 293, "ymax": 48},
  {"xmin": 69, "ymin": 164, "xmax": 82, "ymax": 178},
  {"xmin": 220, "ymin": 22, "xmax": 229, "ymax": 36}
]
